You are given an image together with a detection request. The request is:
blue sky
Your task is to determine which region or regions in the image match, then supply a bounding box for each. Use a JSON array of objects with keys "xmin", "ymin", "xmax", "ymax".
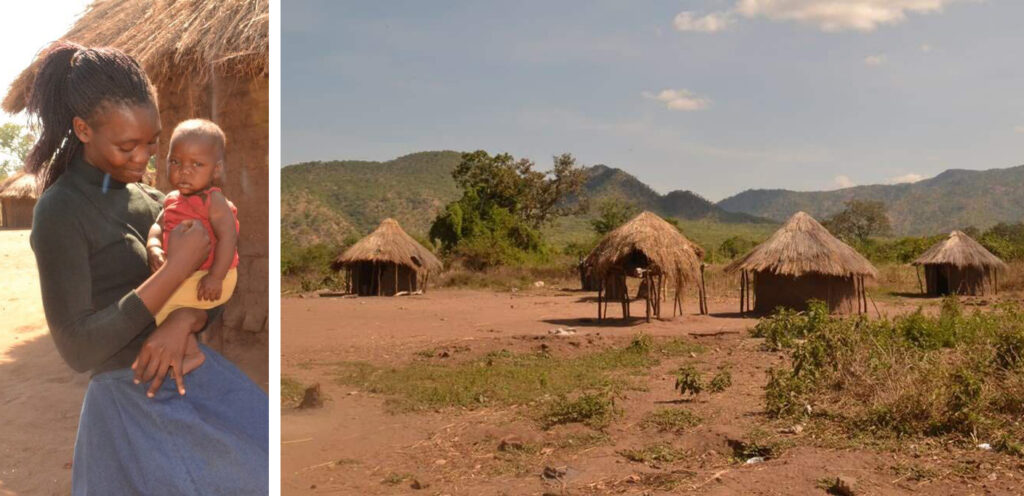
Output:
[{"xmin": 284, "ymin": 0, "xmax": 1024, "ymax": 201}]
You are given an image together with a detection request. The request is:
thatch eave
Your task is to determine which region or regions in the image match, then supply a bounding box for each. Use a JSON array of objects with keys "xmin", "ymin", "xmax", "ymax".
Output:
[
  {"xmin": 3, "ymin": 0, "xmax": 269, "ymax": 113},
  {"xmin": 587, "ymin": 211, "xmax": 702, "ymax": 286},
  {"xmin": 0, "ymin": 171, "xmax": 39, "ymax": 200},
  {"xmin": 911, "ymin": 231, "xmax": 1008, "ymax": 271},
  {"xmin": 333, "ymin": 218, "xmax": 443, "ymax": 274}
]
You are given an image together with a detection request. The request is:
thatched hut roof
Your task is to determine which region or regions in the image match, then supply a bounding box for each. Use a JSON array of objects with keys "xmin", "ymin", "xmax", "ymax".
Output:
[
  {"xmin": 725, "ymin": 211, "xmax": 878, "ymax": 279},
  {"xmin": 0, "ymin": 171, "xmax": 39, "ymax": 200},
  {"xmin": 912, "ymin": 231, "xmax": 1007, "ymax": 270},
  {"xmin": 587, "ymin": 211, "xmax": 702, "ymax": 285},
  {"xmin": 334, "ymin": 218, "xmax": 443, "ymax": 274},
  {"xmin": 3, "ymin": 0, "xmax": 269, "ymax": 113}
]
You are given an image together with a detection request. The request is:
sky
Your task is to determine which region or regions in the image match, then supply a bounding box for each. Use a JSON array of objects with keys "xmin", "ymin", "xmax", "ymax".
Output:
[
  {"xmin": 283, "ymin": 0, "xmax": 1024, "ymax": 201},
  {"xmin": 0, "ymin": 1, "xmax": 90, "ymax": 164}
]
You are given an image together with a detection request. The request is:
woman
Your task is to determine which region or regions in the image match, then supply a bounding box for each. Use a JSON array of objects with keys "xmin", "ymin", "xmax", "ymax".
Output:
[{"xmin": 26, "ymin": 41, "xmax": 268, "ymax": 495}]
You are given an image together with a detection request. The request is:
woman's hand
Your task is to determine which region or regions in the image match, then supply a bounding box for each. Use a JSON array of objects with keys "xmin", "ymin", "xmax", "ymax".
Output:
[
  {"xmin": 132, "ymin": 308, "xmax": 207, "ymax": 397},
  {"xmin": 164, "ymin": 220, "xmax": 210, "ymax": 274}
]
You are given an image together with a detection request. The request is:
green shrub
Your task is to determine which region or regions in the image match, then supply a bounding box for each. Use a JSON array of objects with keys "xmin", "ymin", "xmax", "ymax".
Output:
[
  {"xmin": 541, "ymin": 393, "xmax": 618, "ymax": 429},
  {"xmin": 674, "ymin": 366, "xmax": 703, "ymax": 397}
]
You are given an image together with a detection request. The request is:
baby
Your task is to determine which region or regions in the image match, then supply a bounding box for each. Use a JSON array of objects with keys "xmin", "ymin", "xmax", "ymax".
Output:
[{"xmin": 147, "ymin": 119, "xmax": 240, "ymax": 325}]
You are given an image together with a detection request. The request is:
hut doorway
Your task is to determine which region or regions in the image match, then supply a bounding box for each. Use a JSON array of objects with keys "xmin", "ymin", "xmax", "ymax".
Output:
[{"xmin": 934, "ymin": 267, "xmax": 950, "ymax": 295}]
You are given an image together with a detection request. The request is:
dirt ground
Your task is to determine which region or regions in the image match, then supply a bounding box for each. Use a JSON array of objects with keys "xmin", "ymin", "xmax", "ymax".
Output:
[
  {"xmin": 0, "ymin": 229, "xmax": 267, "ymax": 496},
  {"xmin": 281, "ymin": 285, "xmax": 1024, "ymax": 495}
]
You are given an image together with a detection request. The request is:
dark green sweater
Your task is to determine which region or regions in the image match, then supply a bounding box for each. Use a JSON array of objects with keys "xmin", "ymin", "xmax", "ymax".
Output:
[{"xmin": 32, "ymin": 156, "xmax": 167, "ymax": 374}]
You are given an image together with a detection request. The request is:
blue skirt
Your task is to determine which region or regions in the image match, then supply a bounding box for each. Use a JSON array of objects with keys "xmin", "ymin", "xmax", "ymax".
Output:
[{"xmin": 72, "ymin": 345, "xmax": 268, "ymax": 495}]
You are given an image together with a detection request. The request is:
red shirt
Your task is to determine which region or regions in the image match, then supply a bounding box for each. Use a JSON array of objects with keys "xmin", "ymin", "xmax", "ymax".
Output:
[{"xmin": 161, "ymin": 187, "xmax": 239, "ymax": 271}]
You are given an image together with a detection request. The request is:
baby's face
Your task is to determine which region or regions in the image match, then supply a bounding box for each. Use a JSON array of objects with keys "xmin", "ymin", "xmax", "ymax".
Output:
[{"xmin": 167, "ymin": 137, "xmax": 221, "ymax": 195}]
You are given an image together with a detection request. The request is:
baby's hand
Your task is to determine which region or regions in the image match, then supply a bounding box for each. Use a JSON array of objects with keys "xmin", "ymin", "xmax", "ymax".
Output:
[
  {"xmin": 147, "ymin": 245, "xmax": 166, "ymax": 273},
  {"xmin": 197, "ymin": 273, "xmax": 224, "ymax": 302}
]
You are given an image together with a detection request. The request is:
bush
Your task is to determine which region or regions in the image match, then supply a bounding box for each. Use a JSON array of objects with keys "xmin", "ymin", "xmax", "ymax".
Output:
[{"xmin": 761, "ymin": 301, "xmax": 1024, "ymax": 446}]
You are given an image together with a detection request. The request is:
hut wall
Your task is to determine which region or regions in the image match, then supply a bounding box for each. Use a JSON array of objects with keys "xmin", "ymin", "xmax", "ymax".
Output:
[
  {"xmin": 0, "ymin": 198, "xmax": 34, "ymax": 228},
  {"xmin": 349, "ymin": 262, "xmax": 418, "ymax": 296},
  {"xmin": 923, "ymin": 264, "xmax": 988, "ymax": 296},
  {"xmin": 155, "ymin": 73, "xmax": 269, "ymax": 345},
  {"xmin": 753, "ymin": 271, "xmax": 857, "ymax": 314}
]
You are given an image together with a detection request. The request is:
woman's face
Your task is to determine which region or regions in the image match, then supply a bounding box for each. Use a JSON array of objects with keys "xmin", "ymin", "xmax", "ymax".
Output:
[{"xmin": 73, "ymin": 103, "xmax": 161, "ymax": 184}]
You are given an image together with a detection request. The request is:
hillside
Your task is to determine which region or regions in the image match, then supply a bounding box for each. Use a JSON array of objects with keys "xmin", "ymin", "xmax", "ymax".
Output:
[
  {"xmin": 282, "ymin": 151, "xmax": 768, "ymax": 243},
  {"xmin": 717, "ymin": 164, "xmax": 1024, "ymax": 236}
]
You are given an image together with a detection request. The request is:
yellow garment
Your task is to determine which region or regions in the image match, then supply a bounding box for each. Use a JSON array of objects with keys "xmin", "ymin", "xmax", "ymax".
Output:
[{"xmin": 154, "ymin": 268, "xmax": 237, "ymax": 325}]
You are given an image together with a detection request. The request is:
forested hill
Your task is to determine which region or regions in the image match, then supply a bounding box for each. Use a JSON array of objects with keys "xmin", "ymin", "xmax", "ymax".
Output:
[{"xmin": 716, "ymin": 164, "xmax": 1024, "ymax": 236}]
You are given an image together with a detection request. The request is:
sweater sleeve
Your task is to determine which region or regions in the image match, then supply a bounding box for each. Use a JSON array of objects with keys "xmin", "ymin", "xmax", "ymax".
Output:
[{"xmin": 30, "ymin": 195, "xmax": 155, "ymax": 373}]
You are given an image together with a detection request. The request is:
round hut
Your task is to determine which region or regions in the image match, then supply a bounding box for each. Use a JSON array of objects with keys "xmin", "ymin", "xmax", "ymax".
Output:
[
  {"xmin": 912, "ymin": 230, "xmax": 1007, "ymax": 296},
  {"xmin": 3, "ymin": 0, "xmax": 269, "ymax": 345},
  {"xmin": 587, "ymin": 211, "xmax": 704, "ymax": 321},
  {"xmin": 333, "ymin": 218, "xmax": 443, "ymax": 296},
  {"xmin": 725, "ymin": 211, "xmax": 878, "ymax": 315},
  {"xmin": 0, "ymin": 171, "xmax": 38, "ymax": 229}
]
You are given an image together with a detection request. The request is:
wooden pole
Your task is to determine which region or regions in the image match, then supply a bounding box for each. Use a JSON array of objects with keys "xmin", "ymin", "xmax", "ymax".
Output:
[{"xmin": 740, "ymin": 271, "xmax": 745, "ymax": 315}]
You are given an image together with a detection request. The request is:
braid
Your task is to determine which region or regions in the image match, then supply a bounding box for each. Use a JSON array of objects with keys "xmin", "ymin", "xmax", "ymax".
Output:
[{"xmin": 25, "ymin": 41, "xmax": 157, "ymax": 190}]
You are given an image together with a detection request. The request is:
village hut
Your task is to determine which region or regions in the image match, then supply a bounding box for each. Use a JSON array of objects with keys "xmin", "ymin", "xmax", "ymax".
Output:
[
  {"xmin": 587, "ymin": 211, "xmax": 705, "ymax": 321},
  {"xmin": 0, "ymin": 171, "xmax": 38, "ymax": 229},
  {"xmin": 3, "ymin": 0, "xmax": 270, "ymax": 343},
  {"xmin": 725, "ymin": 211, "xmax": 878, "ymax": 314},
  {"xmin": 912, "ymin": 231, "xmax": 1007, "ymax": 296},
  {"xmin": 333, "ymin": 218, "xmax": 443, "ymax": 296}
]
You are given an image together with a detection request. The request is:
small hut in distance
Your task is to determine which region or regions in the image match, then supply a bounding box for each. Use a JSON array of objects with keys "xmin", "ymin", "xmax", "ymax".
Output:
[
  {"xmin": 587, "ymin": 211, "xmax": 706, "ymax": 321},
  {"xmin": 333, "ymin": 218, "xmax": 442, "ymax": 296},
  {"xmin": 0, "ymin": 171, "xmax": 38, "ymax": 229},
  {"xmin": 725, "ymin": 211, "xmax": 878, "ymax": 314},
  {"xmin": 912, "ymin": 230, "xmax": 1007, "ymax": 296}
]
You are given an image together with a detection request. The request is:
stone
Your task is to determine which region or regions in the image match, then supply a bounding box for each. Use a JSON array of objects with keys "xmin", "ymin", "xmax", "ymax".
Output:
[{"xmin": 298, "ymin": 384, "xmax": 322, "ymax": 409}]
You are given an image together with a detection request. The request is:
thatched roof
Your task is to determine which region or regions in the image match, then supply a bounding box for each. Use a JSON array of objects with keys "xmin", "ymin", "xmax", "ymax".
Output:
[
  {"xmin": 3, "ymin": 0, "xmax": 269, "ymax": 113},
  {"xmin": 586, "ymin": 211, "xmax": 703, "ymax": 285},
  {"xmin": 912, "ymin": 231, "xmax": 1008, "ymax": 270},
  {"xmin": 0, "ymin": 171, "xmax": 39, "ymax": 200},
  {"xmin": 334, "ymin": 218, "xmax": 443, "ymax": 273},
  {"xmin": 725, "ymin": 211, "xmax": 878, "ymax": 279}
]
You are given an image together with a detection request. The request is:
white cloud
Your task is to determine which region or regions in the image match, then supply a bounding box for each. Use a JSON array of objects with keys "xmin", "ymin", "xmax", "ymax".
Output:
[
  {"xmin": 673, "ymin": 11, "xmax": 735, "ymax": 32},
  {"xmin": 1014, "ymin": 125, "xmax": 1024, "ymax": 134},
  {"xmin": 675, "ymin": 1, "xmax": 972, "ymax": 34},
  {"xmin": 863, "ymin": 54, "xmax": 886, "ymax": 65},
  {"xmin": 889, "ymin": 173, "xmax": 925, "ymax": 184},
  {"xmin": 642, "ymin": 89, "xmax": 711, "ymax": 111},
  {"xmin": 834, "ymin": 175, "xmax": 856, "ymax": 188}
]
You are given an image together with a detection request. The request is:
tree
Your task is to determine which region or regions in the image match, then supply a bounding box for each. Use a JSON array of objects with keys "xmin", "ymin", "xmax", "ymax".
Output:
[
  {"xmin": 430, "ymin": 151, "xmax": 587, "ymax": 268},
  {"xmin": 450, "ymin": 151, "xmax": 587, "ymax": 229},
  {"xmin": 822, "ymin": 200, "xmax": 892, "ymax": 242},
  {"xmin": 590, "ymin": 198, "xmax": 639, "ymax": 236},
  {"xmin": 0, "ymin": 123, "xmax": 35, "ymax": 178}
]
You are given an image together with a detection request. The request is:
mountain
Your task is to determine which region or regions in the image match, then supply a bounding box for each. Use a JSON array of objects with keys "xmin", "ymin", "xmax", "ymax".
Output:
[
  {"xmin": 717, "ymin": 164, "xmax": 1024, "ymax": 236},
  {"xmin": 580, "ymin": 165, "xmax": 766, "ymax": 223},
  {"xmin": 282, "ymin": 151, "xmax": 768, "ymax": 243}
]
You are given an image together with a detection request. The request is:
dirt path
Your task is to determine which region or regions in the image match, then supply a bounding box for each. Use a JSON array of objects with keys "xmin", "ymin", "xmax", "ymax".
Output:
[
  {"xmin": 282, "ymin": 288, "xmax": 1022, "ymax": 495},
  {"xmin": 0, "ymin": 229, "xmax": 266, "ymax": 495}
]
